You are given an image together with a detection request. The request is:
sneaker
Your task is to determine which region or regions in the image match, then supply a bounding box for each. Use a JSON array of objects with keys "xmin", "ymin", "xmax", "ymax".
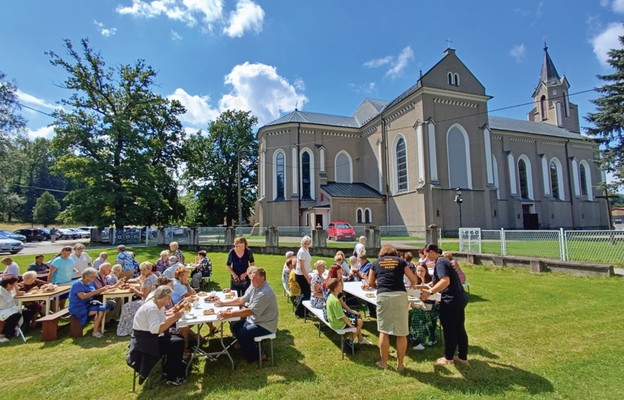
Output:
[
  {"xmin": 413, "ymin": 343, "xmax": 425, "ymax": 351},
  {"xmin": 92, "ymin": 332, "xmax": 103, "ymax": 338},
  {"xmin": 358, "ymin": 337, "xmax": 373, "ymax": 345},
  {"xmin": 166, "ymin": 377, "xmax": 185, "ymax": 386}
]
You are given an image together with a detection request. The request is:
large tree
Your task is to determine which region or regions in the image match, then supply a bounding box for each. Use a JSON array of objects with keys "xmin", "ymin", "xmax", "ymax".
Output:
[
  {"xmin": 184, "ymin": 110, "xmax": 258, "ymax": 226},
  {"xmin": 33, "ymin": 191, "xmax": 61, "ymax": 226},
  {"xmin": 48, "ymin": 39, "xmax": 187, "ymax": 228},
  {"xmin": 0, "ymin": 71, "xmax": 27, "ymax": 221},
  {"xmin": 586, "ymin": 32, "xmax": 624, "ymax": 188}
]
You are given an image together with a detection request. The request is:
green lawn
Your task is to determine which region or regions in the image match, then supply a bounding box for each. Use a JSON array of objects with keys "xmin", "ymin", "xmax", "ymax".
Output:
[{"xmin": 1, "ymin": 248, "xmax": 622, "ymax": 399}]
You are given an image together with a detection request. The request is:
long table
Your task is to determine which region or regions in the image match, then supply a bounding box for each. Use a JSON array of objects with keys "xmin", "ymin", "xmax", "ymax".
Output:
[
  {"xmin": 176, "ymin": 290, "xmax": 241, "ymax": 374},
  {"xmin": 15, "ymin": 284, "xmax": 71, "ymax": 315},
  {"xmin": 342, "ymin": 281, "xmax": 441, "ymax": 307},
  {"xmin": 100, "ymin": 288, "xmax": 135, "ymax": 333}
]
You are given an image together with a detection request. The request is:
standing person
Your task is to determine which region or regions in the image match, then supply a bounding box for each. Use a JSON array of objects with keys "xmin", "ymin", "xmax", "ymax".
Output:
[
  {"xmin": 353, "ymin": 236, "xmax": 367, "ymax": 258},
  {"xmin": 71, "ymin": 243, "xmax": 92, "ymax": 275},
  {"xmin": 226, "ymin": 237, "xmax": 255, "ymax": 297},
  {"xmin": 116, "ymin": 245, "xmax": 138, "ymax": 280},
  {"xmin": 365, "ymin": 244, "xmax": 418, "ymax": 371},
  {"xmin": 293, "ymin": 236, "xmax": 312, "ymax": 318},
  {"xmin": 48, "ymin": 246, "xmax": 76, "ymax": 309},
  {"xmin": 169, "ymin": 241, "xmax": 185, "ymax": 265},
  {"xmin": 216, "ymin": 267, "xmax": 278, "ymax": 363},
  {"xmin": 421, "ymin": 243, "xmax": 469, "ymax": 366}
]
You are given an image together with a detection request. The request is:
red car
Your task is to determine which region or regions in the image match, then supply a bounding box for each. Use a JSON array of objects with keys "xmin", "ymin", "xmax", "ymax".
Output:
[{"xmin": 327, "ymin": 221, "xmax": 356, "ymax": 241}]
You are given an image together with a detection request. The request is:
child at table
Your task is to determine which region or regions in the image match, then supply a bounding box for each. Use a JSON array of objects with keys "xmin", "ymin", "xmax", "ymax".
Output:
[{"xmin": 325, "ymin": 278, "xmax": 371, "ymax": 348}]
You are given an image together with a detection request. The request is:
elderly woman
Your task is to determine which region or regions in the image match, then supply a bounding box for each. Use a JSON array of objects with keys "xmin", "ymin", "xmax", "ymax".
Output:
[
  {"xmin": 421, "ymin": 244, "xmax": 469, "ymax": 366},
  {"xmin": 127, "ymin": 286, "xmax": 186, "ymax": 386},
  {"xmin": 1, "ymin": 257, "xmax": 20, "ymax": 276},
  {"xmin": 366, "ymin": 244, "xmax": 418, "ymax": 371},
  {"xmin": 154, "ymin": 250, "xmax": 170, "ymax": 276},
  {"xmin": 71, "ymin": 243, "xmax": 92, "ymax": 275},
  {"xmin": 190, "ymin": 250, "xmax": 212, "ymax": 290},
  {"xmin": 117, "ymin": 262, "xmax": 158, "ymax": 337},
  {"xmin": 310, "ymin": 260, "xmax": 327, "ymax": 309},
  {"xmin": 169, "ymin": 241, "xmax": 185, "ymax": 265},
  {"xmin": 226, "ymin": 237, "xmax": 255, "ymax": 296},
  {"xmin": 68, "ymin": 267, "xmax": 114, "ymax": 338},
  {"xmin": 294, "ymin": 235, "xmax": 312, "ymax": 318},
  {"xmin": 108, "ymin": 264, "xmax": 123, "ymax": 285},
  {"xmin": 172, "ymin": 267, "xmax": 196, "ymax": 304},
  {"xmin": 0, "ymin": 275, "xmax": 24, "ymax": 343},
  {"xmin": 17, "ymin": 271, "xmax": 48, "ymax": 331}
]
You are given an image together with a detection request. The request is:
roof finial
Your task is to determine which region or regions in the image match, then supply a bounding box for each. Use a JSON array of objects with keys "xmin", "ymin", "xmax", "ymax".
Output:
[
  {"xmin": 446, "ymin": 38, "xmax": 453, "ymax": 49},
  {"xmin": 543, "ymin": 40, "xmax": 548, "ymax": 52},
  {"xmin": 295, "ymin": 100, "xmax": 298, "ymax": 112}
]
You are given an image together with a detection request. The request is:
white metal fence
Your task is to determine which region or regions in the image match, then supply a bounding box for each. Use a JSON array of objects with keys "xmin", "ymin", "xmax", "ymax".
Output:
[{"xmin": 460, "ymin": 228, "xmax": 624, "ymax": 264}]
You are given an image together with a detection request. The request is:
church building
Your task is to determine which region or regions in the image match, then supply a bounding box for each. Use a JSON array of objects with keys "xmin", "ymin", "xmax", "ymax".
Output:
[{"xmin": 255, "ymin": 47, "xmax": 609, "ymax": 233}]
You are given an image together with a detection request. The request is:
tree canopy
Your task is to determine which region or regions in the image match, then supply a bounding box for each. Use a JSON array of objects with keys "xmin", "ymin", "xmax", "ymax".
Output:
[
  {"xmin": 586, "ymin": 32, "xmax": 624, "ymax": 188},
  {"xmin": 33, "ymin": 191, "xmax": 60, "ymax": 226},
  {"xmin": 48, "ymin": 39, "xmax": 187, "ymax": 228},
  {"xmin": 183, "ymin": 110, "xmax": 258, "ymax": 226}
]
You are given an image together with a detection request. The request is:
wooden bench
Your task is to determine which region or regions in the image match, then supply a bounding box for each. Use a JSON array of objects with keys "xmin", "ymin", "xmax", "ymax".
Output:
[
  {"xmin": 36, "ymin": 309, "xmax": 83, "ymax": 341},
  {"xmin": 301, "ymin": 300, "xmax": 356, "ymax": 359}
]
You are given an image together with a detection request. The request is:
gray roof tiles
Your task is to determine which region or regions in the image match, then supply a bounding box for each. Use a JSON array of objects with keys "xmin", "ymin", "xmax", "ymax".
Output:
[
  {"xmin": 489, "ymin": 116, "xmax": 584, "ymax": 139},
  {"xmin": 320, "ymin": 182, "xmax": 383, "ymax": 198}
]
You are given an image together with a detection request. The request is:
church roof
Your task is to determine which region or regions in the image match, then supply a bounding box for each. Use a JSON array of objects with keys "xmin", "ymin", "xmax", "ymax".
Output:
[
  {"xmin": 264, "ymin": 109, "xmax": 359, "ymax": 128},
  {"xmin": 320, "ymin": 182, "xmax": 383, "ymax": 198},
  {"xmin": 489, "ymin": 116, "xmax": 584, "ymax": 140},
  {"xmin": 540, "ymin": 45, "xmax": 561, "ymax": 86}
]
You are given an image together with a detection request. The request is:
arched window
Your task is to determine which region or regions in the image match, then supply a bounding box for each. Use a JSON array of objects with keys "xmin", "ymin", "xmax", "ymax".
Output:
[
  {"xmin": 540, "ymin": 95, "xmax": 547, "ymax": 120},
  {"xmin": 579, "ymin": 161, "xmax": 592, "ymax": 199},
  {"xmin": 300, "ymin": 149, "xmax": 314, "ymax": 201},
  {"xmin": 518, "ymin": 155, "xmax": 534, "ymax": 199},
  {"xmin": 447, "ymin": 72, "xmax": 453, "ymax": 85},
  {"xmin": 563, "ymin": 91, "xmax": 570, "ymax": 117},
  {"xmin": 364, "ymin": 208, "xmax": 372, "ymax": 224},
  {"xmin": 492, "ymin": 155, "xmax": 500, "ymax": 199},
  {"xmin": 394, "ymin": 136, "xmax": 408, "ymax": 193},
  {"xmin": 447, "ymin": 125, "xmax": 471, "ymax": 189},
  {"xmin": 334, "ymin": 151, "xmax": 353, "ymax": 183},
  {"xmin": 549, "ymin": 158, "xmax": 564, "ymax": 200},
  {"xmin": 356, "ymin": 208, "xmax": 364, "ymax": 223},
  {"xmin": 454, "ymin": 73, "xmax": 460, "ymax": 86},
  {"xmin": 274, "ymin": 150, "xmax": 286, "ymax": 201}
]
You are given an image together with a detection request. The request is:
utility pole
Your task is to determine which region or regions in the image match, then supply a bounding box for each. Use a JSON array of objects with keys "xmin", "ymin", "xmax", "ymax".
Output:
[{"xmin": 237, "ymin": 149, "xmax": 242, "ymax": 226}]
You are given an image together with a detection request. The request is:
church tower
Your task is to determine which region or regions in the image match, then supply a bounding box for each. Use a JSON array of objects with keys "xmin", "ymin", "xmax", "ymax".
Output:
[{"xmin": 528, "ymin": 45, "xmax": 580, "ymax": 132}]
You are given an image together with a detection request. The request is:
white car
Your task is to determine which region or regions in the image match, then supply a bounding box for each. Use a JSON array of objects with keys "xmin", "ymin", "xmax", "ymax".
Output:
[{"xmin": 0, "ymin": 234, "xmax": 23, "ymax": 254}]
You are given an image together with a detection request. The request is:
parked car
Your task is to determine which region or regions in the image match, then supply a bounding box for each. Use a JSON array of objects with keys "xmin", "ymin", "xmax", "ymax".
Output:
[
  {"xmin": 0, "ymin": 233, "xmax": 23, "ymax": 254},
  {"xmin": 58, "ymin": 228, "xmax": 80, "ymax": 240},
  {"xmin": 69, "ymin": 228, "xmax": 90, "ymax": 239},
  {"xmin": 0, "ymin": 229, "xmax": 26, "ymax": 242},
  {"xmin": 13, "ymin": 228, "xmax": 50, "ymax": 242},
  {"xmin": 327, "ymin": 221, "xmax": 356, "ymax": 241}
]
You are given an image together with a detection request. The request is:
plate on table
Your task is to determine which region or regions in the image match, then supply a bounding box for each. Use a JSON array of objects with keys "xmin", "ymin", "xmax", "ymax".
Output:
[
  {"xmin": 364, "ymin": 293, "xmax": 376, "ymax": 298},
  {"xmin": 185, "ymin": 313, "xmax": 197, "ymax": 320},
  {"xmin": 204, "ymin": 295, "xmax": 219, "ymax": 302},
  {"xmin": 203, "ymin": 309, "xmax": 215, "ymax": 316}
]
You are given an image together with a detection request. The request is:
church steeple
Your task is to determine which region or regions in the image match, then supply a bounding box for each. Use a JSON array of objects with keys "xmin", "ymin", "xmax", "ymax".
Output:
[{"xmin": 528, "ymin": 44, "xmax": 580, "ymax": 133}]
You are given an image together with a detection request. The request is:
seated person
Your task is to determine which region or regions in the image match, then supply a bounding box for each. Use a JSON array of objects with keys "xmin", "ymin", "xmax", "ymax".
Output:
[
  {"xmin": 127, "ymin": 286, "xmax": 186, "ymax": 386},
  {"xmin": 27, "ymin": 254, "xmax": 50, "ymax": 273},
  {"xmin": 93, "ymin": 262, "xmax": 123, "ymax": 322},
  {"xmin": 287, "ymin": 258, "xmax": 301, "ymax": 303},
  {"xmin": 334, "ymin": 252, "xmax": 350, "ymax": 277},
  {"xmin": 171, "ymin": 267, "xmax": 196, "ymax": 304},
  {"xmin": 68, "ymin": 268, "xmax": 117, "ymax": 338},
  {"xmin": 443, "ymin": 251, "xmax": 466, "ymax": 284},
  {"xmin": 129, "ymin": 262, "xmax": 158, "ymax": 300},
  {"xmin": 1, "ymin": 257, "xmax": 20, "ymax": 277},
  {"xmin": 356, "ymin": 255, "xmax": 372, "ymax": 281},
  {"xmin": 17, "ymin": 271, "xmax": 48, "ymax": 331},
  {"xmin": 346, "ymin": 255, "xmax": 359, "ymax": 281},
  {"xmin": 154, "ymin": 250, "xmax": 170, "ymax": 276},
  {"xmin": 190, "ymin": 250, "xmax": 212, "ymax": 290},
  {"xmin": 323, "ymin": 266, "xmax": 365, "ymax": 320},
  {"xmin": 0, "ymin": 275, "xmax": 25, "ymax": 343},
  {"xmin": 92, "ymin": 252, "xmax": 108, "ymax": 270},
  {"xmin": 215, "ymin": 267, "xmax": 278, "ymax": 362},
  {"xmin": 324, "ymin": 278, "xmax": 370, "ymax": 348},
  {"xmin": 162, "ymin": 256, "xmax": 181, "ymax": 279},
  {"xmin": 409, "ymin": 264, "xmax": 439, "ymax": 350},
  {"xmin": 281, "ymin": 251, "xmax": 295, "ymax": 288},
  {"xmin": 310, "ymin": 260, "xmax": 327, "ymax": 309},
  {"xmin": 107, "ymin": 264, "xmax": 123, "ymax": 285}
]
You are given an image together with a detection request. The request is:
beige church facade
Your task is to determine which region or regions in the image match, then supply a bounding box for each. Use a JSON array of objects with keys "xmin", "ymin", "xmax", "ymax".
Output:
[{"xmin": 256, "ymin": 47, "xmax": 608, "ymax": 234}]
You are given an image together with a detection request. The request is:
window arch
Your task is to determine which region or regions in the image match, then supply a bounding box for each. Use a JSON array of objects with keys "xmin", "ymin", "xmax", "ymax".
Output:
[
  {"xmin": 364, "ymin": 208, "xmax": 372, "ymax": 224},
  {"xmin": 492, "ymin": 155, "xmax": 500, "ymax": 199},
  {"xmin": 300, "ymin": 148, "xmax": 315, "ymax": 201},
  {"xmin": 579, "ymin": 160, "xmax": 592, "ymax": 200},
  {"xmin": 393, "ymin": 135, "xmax": 408, "ymax": 193},
  {"xmin": 273, "ymin": 150, "xmax": 286, "ymax": 201},
  {"xmin": 356, "ymin": 208, "xmax": 364, "ymax": 223},
  {"xmin": 549, "ymin": 157, "xmax": 564, "ymax": 200},
  {"xmin": 334, "ymin": 150, "xmax": 353, "ymax": 183},
  {"xmin": 447, "ymin": 124, "xmax": 472, "ymax": 189},
  {"xmin": 517, "ymin": 155, "xmax": 534, "ymax": 199},
  {"xmin": 454, "ymin": 73, "xmax": 460, "ymax": 86},
  {"xmin": 540, "ymin": 95, "xmax": 547, "ymax": 120},
  {"xmin": 447, "ymin": 72, "xmax": 453, "ymax": 85}
]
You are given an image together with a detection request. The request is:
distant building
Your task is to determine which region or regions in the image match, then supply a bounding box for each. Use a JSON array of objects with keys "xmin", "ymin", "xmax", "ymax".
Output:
[{"xmin": 256, "ymin": 47, "xmax": 608, "ymax": 233}]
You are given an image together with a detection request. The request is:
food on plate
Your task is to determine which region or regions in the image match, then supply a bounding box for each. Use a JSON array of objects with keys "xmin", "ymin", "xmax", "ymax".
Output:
[
  {"xmin": 222, "ymin": 288, "xmax": 231, "ymax": 293},
  {"xmin": 365, "ymin": 293, "xmax": 376, "ymax": 298},
  {"xmin": 197, "ymin": 291, "xmax": 207, "ymax": 296},
  {"xmin": 183, "ymin": 302, "xmax": 191, "ymax": 312},
  {"xmin": 225, "ymin": 293, "xmax": 235, "ymax": 299},
  {"xmin": 203, "ymin": 308, "xmax": 215, "ymax": 315},
  {"xmin": 204, "ymin": 295, "xmax": 220, "ymax": 302}
]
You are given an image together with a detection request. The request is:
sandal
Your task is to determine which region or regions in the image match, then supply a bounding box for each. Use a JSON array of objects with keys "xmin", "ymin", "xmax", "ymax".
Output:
[
  {"xmin": 453, "ymin": 356, "xmax": 470, "ymax": 365},
  {"xmin": 435, "ymin": 357, "xmax": 454, "ymax": 366},
  {"xmin": 375, "ymin": 361, "xmax": 387, "ymax": 370}
]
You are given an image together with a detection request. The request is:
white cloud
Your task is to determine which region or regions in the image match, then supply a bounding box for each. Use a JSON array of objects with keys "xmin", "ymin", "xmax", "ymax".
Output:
[
  {"xmin": 386, "ymin": 46, "xmax": 414, "ymax": 78},
  {"xmin": 363, "ymin": 56, "xmax": 393, "ymax": 68},
  {"xmin": 171, "ymin": 30, "xmax": 183, "ymax": 40},
  {"xmin": 16, "ymin": 90, "xmax": 58, "ymax": 111},
  {"xmin": 94, "ymin": 20, "xmax": 117, "ymax": 37},
  {"xmin": 26, "ymin": 126, "xmax": 55, "ymax": 140},
  {"xmin": 223, "ymin": 0, "xmax": 264, "ymax": 38},
  {"xmin": 509, "ymin": 43, "xmax": 527, "ymax": 62},
  {"xmin": 349, "ymin": 82, "xmax": 377, "ymax": 94},
  {"xmin": 117, "ymin": 0, "xmax": 264, "ymax": 36},
  {"xmin": 612, "ymin": 0, "xmax": 624, "ymax": 12},
  {"xmin": 590, "ymin": 22, "xmax": 624, "ymax": 67},
  {"xmin": 167, "ymin": 88, "xmax": 220, "ymax": 129}
]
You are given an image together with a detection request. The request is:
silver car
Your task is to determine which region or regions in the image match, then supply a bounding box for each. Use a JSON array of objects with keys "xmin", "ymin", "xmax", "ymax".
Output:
[{"xmin": 0, "ymin": 234, "xmax": 23, "ymax": 254}]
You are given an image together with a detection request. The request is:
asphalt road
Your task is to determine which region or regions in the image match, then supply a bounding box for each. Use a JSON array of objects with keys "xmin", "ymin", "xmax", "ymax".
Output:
[{"xmin": 9, "ymin": 238, "xmax": 97, "ymax": 256}]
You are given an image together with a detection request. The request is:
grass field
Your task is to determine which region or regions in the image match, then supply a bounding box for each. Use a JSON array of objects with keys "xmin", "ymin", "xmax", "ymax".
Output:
[{"xmin": 1, "ymin": 247, "xmax": 622, "ymax": 399}]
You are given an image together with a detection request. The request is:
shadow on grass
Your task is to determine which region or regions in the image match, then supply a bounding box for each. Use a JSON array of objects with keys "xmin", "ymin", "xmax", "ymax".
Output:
[
  {"xmin": 135, "ymin": 329, "xmax": 316, "ymax": 399},
  {"xmin": 409, "ymin": 360, "xmax": 554, "ymax": 396},
  {"xmin": 466, "ymin": 293, "xmax": 488, "ymax": 303}
]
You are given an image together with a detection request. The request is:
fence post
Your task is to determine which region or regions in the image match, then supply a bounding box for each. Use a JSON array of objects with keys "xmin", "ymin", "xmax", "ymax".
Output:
[
  {"xmin": 500, "ymin": 228, "xmax": 506, "ymax": 256},
  {"xmin": 265, "ymin": 226, "xmax": 279, "ymax": 247},
  {"xmin": 559, "ymin": 228, "xmax": 566, "ymax": 261},
  {"xmin": 426, "ymin": 224, "xmax": 439, "ymax": 246}
]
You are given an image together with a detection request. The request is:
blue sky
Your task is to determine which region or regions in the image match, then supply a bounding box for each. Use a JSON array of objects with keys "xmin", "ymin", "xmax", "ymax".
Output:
[{"xmin": 1, "ymin": 0, "xmax": 623, "ymax": 140}]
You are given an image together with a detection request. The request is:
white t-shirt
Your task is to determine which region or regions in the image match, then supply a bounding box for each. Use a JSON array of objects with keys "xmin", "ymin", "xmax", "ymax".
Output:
[
  {"xmin": 296, "ymin": 247, "xmax": 311, "ymax": 276},
  {"xmin": 133, "ymin": 300, "xmax": 165, "ymax": 334},
  {"xmin": 71, "ymin": 252, "xmax": 92, "ymax": 274},
  {"xmin": 2, "ymin": 262, "xmax": 20, "ymax": 276},
  {"xmin": 354, "ymin": 243, "xmax": 366, "ymax": 258}
]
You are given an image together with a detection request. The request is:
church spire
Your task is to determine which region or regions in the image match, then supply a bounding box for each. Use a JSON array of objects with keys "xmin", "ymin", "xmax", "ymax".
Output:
[{"xmin": 540, "ymin": 43, "xmax": 561, "ymax": 86}]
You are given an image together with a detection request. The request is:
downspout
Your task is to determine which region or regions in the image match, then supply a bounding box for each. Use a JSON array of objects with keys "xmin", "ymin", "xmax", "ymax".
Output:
[
  {"xmin": 564, "ymin": 139, "xmax": 576, "ymax": 229},
  {"xmin": 297, "ymin": 122, "xmax": 301, "ymax": 226},
  {"xmin": 381, "ymin": 115, "xmax": 390, "ymax": 226}
]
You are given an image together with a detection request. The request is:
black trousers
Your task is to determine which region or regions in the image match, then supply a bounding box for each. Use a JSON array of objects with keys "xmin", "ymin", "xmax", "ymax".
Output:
[
  {"xmin": 294, "ymin": 274, "xmax": 311, "ymax": 317},
  {"xmin": 438, "ymin": 294, "xmax": 469, "ymax": 360},
  {"xmin": 158, "ymin": 334, "xmax": 185, "ymax": 380},
  {"xmin": 1, "ymin": 313, "xmax": 21, "ymax": 337}
]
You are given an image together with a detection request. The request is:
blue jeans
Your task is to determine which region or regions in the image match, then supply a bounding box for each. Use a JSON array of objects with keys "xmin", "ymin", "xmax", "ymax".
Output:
[{"xmin": 230, "ymin": 319, "xmax": 271, "ymax": 361}]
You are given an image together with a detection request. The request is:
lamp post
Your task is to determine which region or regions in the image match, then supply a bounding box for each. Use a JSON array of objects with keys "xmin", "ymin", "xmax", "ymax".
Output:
[{"xmin": 454, "ymin": 188, "xmax": 463, "ymax": 228}]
